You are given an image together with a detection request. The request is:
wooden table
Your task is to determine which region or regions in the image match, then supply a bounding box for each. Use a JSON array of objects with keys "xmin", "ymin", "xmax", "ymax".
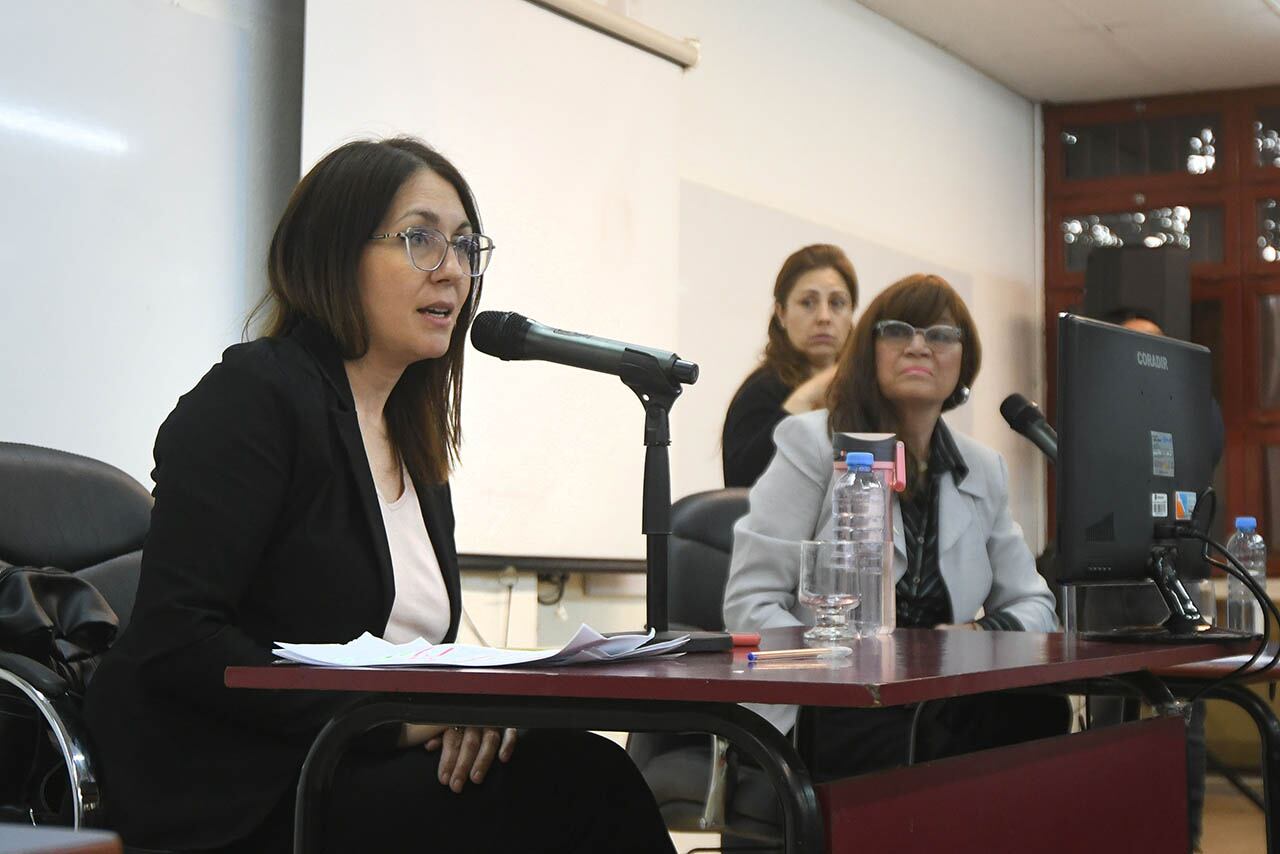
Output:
[
  {"xmin": 1157, "ymin": 643, "xmax": 1280, "ymax": 852},
  {"xmin": 228, "ymin": 628, "xmax": 1247, "ymax": 853},
  {"xmin": 0, "ymin": 826, "xmax": 120, "ymax": 854}
]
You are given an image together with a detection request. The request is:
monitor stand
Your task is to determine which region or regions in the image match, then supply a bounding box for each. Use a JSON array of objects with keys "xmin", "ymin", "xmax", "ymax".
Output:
[{"xmin": 1080, "ymin": 544, "xmax": 1258, "ymax": 644}]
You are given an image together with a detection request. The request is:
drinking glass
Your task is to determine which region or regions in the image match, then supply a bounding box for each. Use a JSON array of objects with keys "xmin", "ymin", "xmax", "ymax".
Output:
[{"xmin": 798, "ymin": 540, "xmax": 859, "ymax": 641}]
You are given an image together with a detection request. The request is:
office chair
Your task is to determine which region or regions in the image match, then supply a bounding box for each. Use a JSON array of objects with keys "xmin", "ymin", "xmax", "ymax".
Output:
[
  {"xmin": 0, "ymin": 441, "xmax": 152, "ymax": 830},
  {"xmin": 626, "ymin": 488, "xmax": 784, "ymax": 849}
]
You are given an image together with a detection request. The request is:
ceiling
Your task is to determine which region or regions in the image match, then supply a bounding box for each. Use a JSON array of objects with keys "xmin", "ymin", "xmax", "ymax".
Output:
[{"xmin": 856, "ymin": 0, "xmax": 1280, "ymax": 103}]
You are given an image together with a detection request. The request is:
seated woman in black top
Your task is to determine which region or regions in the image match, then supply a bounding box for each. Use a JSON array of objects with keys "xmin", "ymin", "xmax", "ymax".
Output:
[
  {"xmin": 83, "ymin": 137, "xmax": 674, "ymax": 854},
  {"xmin": 722, "ymin": 244, "xmax": 858, "ymax": 487}
]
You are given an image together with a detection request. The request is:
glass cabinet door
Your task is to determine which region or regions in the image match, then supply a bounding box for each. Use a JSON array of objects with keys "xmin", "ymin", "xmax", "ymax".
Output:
[
  {"xmin": 1254, "ymin": 106, "xmax": 1280, "ymax": 171},
  {"xmin": 1258, "ymin": 198, "xmax": 1279, "ymax": 266},
  {"xmin": 1058, "ymin": 204, "xmax": 1225, "ymax": 274},
  {"xmin": 1259, "ymin": 293, "xmax": 1280, "ymax": 412},
  {"xmin": 1061, "ymin": 114, "xmax": 1220, "ymax": 180}
]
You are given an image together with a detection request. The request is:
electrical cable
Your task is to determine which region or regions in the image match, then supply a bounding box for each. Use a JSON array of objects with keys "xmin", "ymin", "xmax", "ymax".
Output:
[
  {"xmin": 1190, "ymin": 490, "xmax": 1276, "ymax": 679},
  {"xmin": 459, "ymin": 606, "xmax": 492, "ymax": 648},
  {"xmin": 0, "ymin": 708, "xmax": 39, "ymax": 722},
  {"xmin": 1143, "ymin": 485, "xmax": 1277, "ymax": 703},
  {"xmin": 905, "ymin": 700, "xmax": 930, "ymax": 765},
  {"xmin": 1178, "ymin": 529, "xmax": 1280, "ymax": 704},
  {"xmin": 501, "ymin": 584, "xmax": 513, "ymax": 650}
]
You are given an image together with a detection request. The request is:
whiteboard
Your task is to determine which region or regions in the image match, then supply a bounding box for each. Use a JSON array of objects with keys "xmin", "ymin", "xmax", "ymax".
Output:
[{"xmin": 0, "ymin": 0, "xmax": 304, "ymax": 488}]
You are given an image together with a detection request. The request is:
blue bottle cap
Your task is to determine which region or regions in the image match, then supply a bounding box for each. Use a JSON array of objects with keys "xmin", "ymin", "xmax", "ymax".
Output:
[
  {"xmin": 1235, "ymin": 516, "xmax": 1257, "ymax": 531},
  {"xmin": 845, "ymin": 452, "xmax": 875, "ymax": 470}
]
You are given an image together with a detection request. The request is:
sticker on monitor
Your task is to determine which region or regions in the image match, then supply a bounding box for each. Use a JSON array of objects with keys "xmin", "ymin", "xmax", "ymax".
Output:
[
  {"xmin": 1175, "ymin": 491, "xmax": 1198, "ymax": 521},
  {"xmin": 1151, "ymin": 493, "xmax": 1169, "ymax": 518},
  {"xmin": 1150, "ymin": 431, "xmax": 1175, "ymax": 478}
]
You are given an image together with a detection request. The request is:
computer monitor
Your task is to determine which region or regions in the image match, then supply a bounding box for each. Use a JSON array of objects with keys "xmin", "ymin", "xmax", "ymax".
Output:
[{"xmin": 1055, "ymin": 313, "xmax": 1219, "ymax": 638}]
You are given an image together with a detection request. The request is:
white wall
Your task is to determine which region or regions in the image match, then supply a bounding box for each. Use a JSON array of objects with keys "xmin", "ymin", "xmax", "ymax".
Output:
[
  {"xmin": 303, "ymin": 0, "xmax": 682, "ymax": 560},
  {"xmin": 672, "ymin": 180, "xmax": 977, "ymax": 490},
  {"xmin": 3, "ymin": 0, "xmax": 1048, "ymax": 556},
  {"xmin": 0, "ymin": 0, "xmax": 304, "ymax": 488},
  {"xmin": 303, "ymin": 0, "xmax": 1046, "ymax": 557},
  {"xmin": 630, "ymin": 0, "xmax": 1048, "ymax": 548}
]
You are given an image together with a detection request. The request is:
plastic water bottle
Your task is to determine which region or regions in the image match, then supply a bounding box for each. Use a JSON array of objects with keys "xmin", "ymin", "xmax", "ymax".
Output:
[
  {"xmin": 832, "ymin": 452, "xmax": 886, "ymax": 636},
  {"xmin": 1226, "ymin": 516, "xmax": 1267, "ymax": 634}
]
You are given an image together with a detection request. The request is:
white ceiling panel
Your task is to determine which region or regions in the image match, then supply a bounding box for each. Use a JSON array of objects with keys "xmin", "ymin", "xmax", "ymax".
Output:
[{"xmin": 857, "ymin": 0, "xmax": 1280, "ymax": 102}]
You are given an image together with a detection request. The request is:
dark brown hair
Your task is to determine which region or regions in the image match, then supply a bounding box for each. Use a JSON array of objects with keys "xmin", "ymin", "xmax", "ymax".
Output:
[
  {"xmin": 248, "ymin": 137, "xmax": 482, "ymax": 484},
  {"xmin": 828, "ymin": 273, "xmax": 981, "ymax": 436},
  {"xmin": 759, "ymin": 244, "xmax": 859, "ymax": 388}
]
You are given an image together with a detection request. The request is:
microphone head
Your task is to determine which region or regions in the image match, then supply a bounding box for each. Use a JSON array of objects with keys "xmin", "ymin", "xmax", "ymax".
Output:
[
  {"xmin": 1000, "ymin": 393, "xmax": 1042, "ymax": 431},
  {"xmin": 471, "ymin": 310, "xmax": 531, "ymax": 360},
  {"xmin": 673, "ymin": 359, "xmax": 699, "ymax": 385}
]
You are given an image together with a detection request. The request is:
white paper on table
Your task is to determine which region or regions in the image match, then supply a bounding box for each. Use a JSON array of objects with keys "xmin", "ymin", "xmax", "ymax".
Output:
[
  {"xmin": 272, "ymin": 623, "xmax": 688, "ymax": 668},
  {"xmin": 272, "ymin": 633, "xmax": 433, "ymax": 667}
]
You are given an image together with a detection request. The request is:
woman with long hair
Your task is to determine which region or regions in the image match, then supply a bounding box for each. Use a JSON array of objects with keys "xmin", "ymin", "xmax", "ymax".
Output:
[
  {"xmin": 84, "ymin": 137, "xmax": 674, "ymax": 853},
  {"xmin": 722, "ymin": 244, "xmax": 858, "ymax": 487},
  {"xmin": 723, "ymin": 273, "xmax": 1064, "ymax": 778}
]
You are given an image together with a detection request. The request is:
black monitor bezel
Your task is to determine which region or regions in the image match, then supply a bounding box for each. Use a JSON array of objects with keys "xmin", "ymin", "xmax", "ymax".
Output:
[{"xmin": 1055, "ymin": 313, "xmax": 1213, "ymax": 584}]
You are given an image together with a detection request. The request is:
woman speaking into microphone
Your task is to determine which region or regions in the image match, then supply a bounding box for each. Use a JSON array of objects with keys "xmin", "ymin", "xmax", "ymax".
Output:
[{"xmin": 84, "ymin": 136, "xmax": 673, "ymax": 854}]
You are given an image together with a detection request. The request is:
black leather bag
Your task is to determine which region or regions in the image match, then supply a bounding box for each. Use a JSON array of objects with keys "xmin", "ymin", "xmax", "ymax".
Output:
[{"xmin": 0, "ymin": 563, "xmax": 119, "ymax": 696}]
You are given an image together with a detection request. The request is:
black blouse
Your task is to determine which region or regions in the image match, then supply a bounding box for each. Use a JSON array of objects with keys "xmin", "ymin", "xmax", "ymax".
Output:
[
  {"xmin": 896, "ymin": 421, "xmax": 1022, "ymax": 631},
  {"xmin": 722, "ymin": 368, "xmax": 791, "ymax": 488}
]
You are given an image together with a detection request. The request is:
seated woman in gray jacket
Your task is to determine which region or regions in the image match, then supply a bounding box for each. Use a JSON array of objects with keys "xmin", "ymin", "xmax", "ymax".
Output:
[{"xmin": 723, "ymin": 273, "xmax": 1066, "ymax": 781}]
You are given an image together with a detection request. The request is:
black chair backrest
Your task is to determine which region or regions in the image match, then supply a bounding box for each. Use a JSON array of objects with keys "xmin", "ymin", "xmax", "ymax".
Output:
[
  {"xmin": 0, "ymin": 443, "xmax": 152, "ymax": 631},
  {"xmin": 668, "ymin": 488, "xmax": 750, "ymax": 632}
]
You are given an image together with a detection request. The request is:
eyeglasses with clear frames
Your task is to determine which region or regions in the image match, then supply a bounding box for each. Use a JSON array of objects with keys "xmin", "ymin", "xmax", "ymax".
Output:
[
  {"xmin": 369, "ymin": 227, "xmax": 495, "ymax": 278},
  {"xmin": 874, "ymin": 320, "xmax": 964, "ymax": 349}
]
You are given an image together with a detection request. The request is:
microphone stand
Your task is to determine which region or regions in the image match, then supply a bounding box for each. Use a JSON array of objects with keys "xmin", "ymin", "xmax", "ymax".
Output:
[{"xmin": 619, "ymin": 349, "xmax": 731, "ymax": 652}]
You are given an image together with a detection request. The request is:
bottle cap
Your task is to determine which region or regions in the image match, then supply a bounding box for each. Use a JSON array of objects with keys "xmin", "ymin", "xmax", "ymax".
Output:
[
  {"xmin": 845, "ymin": 452, "xmax": 874, "ymax": 470},
  {"xmin": 1235, "ymin": 516, "xmax": 1257, "ymax": 531}
]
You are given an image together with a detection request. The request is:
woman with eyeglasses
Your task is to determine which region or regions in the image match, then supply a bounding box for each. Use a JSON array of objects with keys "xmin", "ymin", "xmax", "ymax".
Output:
[
  {"xmin": 723, "ymin": 274, "xmax": 1064, "ymax": 779},
  {"xmin": 722, "ymin": 244, "xmax": 858, "ymax": 487},
  {"xmin": 84, "ymin": 137, "xmax": 675, "ymax": 854}
]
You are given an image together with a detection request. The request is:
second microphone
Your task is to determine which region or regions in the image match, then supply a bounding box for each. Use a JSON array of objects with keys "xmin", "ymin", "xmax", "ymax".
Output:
[{"xmin": 999, "ymin": 392, "xmax": 1057, "ymax": 464}]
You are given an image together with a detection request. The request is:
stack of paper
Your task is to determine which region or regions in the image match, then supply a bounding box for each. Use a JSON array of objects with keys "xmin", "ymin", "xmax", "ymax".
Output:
[{"xmin": 273, "ymin": 623, "xmax": 688, "ymax": 668}]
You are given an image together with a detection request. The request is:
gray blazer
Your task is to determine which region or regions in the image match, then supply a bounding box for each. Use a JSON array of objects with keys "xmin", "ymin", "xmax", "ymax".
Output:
[
  {"xmin": 725, "ymin": 408, "xmax": 1058, "ymax": 633},
  {"xmin": 723, "ymin": 410, "xmax": 1058, "ymax": 732}
]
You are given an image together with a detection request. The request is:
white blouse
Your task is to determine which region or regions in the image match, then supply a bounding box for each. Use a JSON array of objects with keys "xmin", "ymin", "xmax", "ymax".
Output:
[{"xmin": 376, "ymin": 470, "xmax": 451, "ymax": 644}]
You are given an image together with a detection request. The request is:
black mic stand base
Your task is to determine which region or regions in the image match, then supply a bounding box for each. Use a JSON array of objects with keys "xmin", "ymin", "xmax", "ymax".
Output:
[
  {"xmin": 650, "ymin": 630, "xmax": 732, "ymax": 653},
  {"xmin": 602, "ymin": 629, "xmax": 732, "ymax": 653}
]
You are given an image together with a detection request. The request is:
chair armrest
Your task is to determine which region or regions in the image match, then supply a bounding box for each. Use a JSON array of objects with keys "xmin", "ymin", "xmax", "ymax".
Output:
[
  {"xmin": 0, "ymin": 651, "xmax": 103, "ymax": 828},
  {"xmin": 0, "ymin": 651, "xmax": 69, "ymax": 699}
]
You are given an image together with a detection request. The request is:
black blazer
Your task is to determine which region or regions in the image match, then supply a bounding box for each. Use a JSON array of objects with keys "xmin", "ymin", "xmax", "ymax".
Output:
[{"xmin": 83, "ymin": 320, "xmax": 461, "ymax": 849}]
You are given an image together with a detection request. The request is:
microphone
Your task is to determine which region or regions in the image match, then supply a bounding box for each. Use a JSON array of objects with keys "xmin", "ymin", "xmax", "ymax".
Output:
[
  {"xmin": 1000, "ymin": 393, "xmax": 1057, "ymax": 463},
  {"xmin": 470, "ymin": 311, "xmax": 699, "ymax": 386}
]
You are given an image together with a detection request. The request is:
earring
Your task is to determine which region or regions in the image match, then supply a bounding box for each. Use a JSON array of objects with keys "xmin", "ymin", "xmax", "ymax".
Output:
[{"xmin": 949, "ymin": 385, "xmax": 971, "ymax": 408}]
